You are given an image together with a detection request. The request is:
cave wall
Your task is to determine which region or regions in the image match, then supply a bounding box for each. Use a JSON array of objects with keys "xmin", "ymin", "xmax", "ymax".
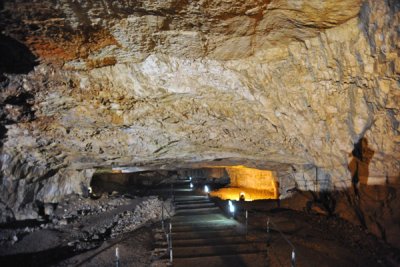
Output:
[
  {"xmin": 0, "ymin": 0, "xmax": 399, "ymax": 247},
  {"xmin": 226, "ymin": 166, "xmax": 277, "ymax": 192},
  {"xmin": 279, "ymin": 182, "xmax": 400, "ymax": 249}
]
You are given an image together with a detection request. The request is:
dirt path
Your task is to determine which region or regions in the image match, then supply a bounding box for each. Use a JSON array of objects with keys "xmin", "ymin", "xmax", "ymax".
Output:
[{"xmin": 234, "ymin": 202, "xmax": 400, "ymax": 267}]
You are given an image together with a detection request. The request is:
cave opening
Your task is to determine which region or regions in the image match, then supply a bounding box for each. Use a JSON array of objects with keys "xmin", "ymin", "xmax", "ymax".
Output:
[
  {"xmin": 89, "ymin": 165, "xmax": 280, "ymax": 202},
  {"xmin": 90, "ymin": 169, "xmax": 179, "ymax": 197}
]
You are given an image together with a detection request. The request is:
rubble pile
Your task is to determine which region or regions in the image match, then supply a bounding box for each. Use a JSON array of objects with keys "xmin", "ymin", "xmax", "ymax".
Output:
[
  {"xmin": 0, "ymin": 194, "xmax": 173, "ymax": 253},
  {"xmin": 111, "ymin": 197, "xmax": 174, "ymax": 237}
]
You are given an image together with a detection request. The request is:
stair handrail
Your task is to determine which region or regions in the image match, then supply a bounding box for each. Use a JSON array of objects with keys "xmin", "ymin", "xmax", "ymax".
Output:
[
  {"xmin": 161, "ymin": 201, "xmax": 173, "ymax": 264},
  {"xmin": 267, "ymin": 217, "xmax": 296, "ymax": 267},
  {"xmin": 161, "ymin": 201, "xmax": 173, "ymax": 233},
  {"xmin": 162, "ymin": 201, "xmax": 173, "ymax": 220}
]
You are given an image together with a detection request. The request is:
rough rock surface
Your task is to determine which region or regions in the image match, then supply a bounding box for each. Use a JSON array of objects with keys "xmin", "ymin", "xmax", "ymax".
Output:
[
  {"xmin": 0, "ymin": 0, "xmax": 399, "ymax": 247},
  {"xmin": 226, "ymin": 166, "xmax": 277, "ymax": 191},
  {"xmin": 0, "ymin": 195, "xmax": 172, "ymax": 253}
]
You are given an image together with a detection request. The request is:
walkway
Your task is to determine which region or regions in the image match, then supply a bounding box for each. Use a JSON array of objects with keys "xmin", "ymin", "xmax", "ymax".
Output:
[{"xmin": 152, "ymin": 179, "xmax": 269, "ymax": 267}]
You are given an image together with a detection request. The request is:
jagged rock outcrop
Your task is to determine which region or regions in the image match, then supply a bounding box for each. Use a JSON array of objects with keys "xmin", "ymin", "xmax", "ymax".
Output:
[{"xmin": 0, "ymin": 0, "xmax": 399, "ymax": 247}]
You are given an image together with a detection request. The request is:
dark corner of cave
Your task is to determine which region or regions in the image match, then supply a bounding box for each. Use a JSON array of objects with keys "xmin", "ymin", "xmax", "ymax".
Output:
[
  {"xmin": 0, "ymin": 34, "xmax": 38, "ymax": 75},
  {"xmin": 0, "ymin": 1, "xmax": 399, "ymax": 267}
]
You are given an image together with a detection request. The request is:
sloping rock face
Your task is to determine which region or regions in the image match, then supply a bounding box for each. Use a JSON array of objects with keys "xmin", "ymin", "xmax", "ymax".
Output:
[{"xmin": 0, "ymin": 0, "xmax": 399, "ymax": 247}]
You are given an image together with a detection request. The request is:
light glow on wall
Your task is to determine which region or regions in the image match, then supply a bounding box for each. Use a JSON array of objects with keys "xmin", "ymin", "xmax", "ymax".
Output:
[
  {"xmin": 210, "ymin": 187, "xmax": 277, "ymax": 201},
  {"xmin": 209, "ymin": 166, "xmax": 279, "ymax": 201}
]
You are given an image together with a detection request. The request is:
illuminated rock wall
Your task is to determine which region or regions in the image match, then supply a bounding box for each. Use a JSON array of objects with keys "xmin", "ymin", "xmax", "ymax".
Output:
[
  {"xmin": 209, "ymin": 166, "xmax": 279, "ymax": 201},
  {"xmin": 225, "ymin": 166, "xmax": 278, "ymax": 198}
]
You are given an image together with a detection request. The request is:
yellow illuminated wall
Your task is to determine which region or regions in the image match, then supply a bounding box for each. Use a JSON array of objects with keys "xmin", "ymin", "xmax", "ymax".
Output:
[{"xmin": 210, "ymin": 166, "xmax": 279, "ymax": 201}]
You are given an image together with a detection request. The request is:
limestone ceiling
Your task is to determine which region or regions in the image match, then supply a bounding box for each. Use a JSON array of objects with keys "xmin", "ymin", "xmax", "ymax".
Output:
[
  {"xmin": 1, "ymin": 0, "xmax": 361, "ymax": 64},
  {"xmin": 0, "ymin": 0, "xmax": 398, "ymax": 187}
]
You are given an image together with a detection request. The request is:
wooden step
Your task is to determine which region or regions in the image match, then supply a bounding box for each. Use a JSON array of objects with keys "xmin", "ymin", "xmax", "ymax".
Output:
[
  {"xmin": 175, "ymin": 203, "xmax": 216, "ymax": 209},
  {"xmin": 174, "ymin": 196, "xmax": 208, "ymax": 201},
  {"xmin": 174, "ymin": 199, "xmax": 211, "ymax": 204},
  {"xmin": 172, "ymin": 224, "xmax": 238, "ymax": 233},
  {"xmin": 171, "ymin": 252, "xmax": 268, "ymax": 267},
  {"xmin": 172, "ymin": 229, "xmax": 241, "ymax": 240},
  {"xmin": 172, "ymin": 236, "xmax": 260, "ymax": 247},
  {"xmin": 175, "ymin": 207, "xmax": 220, "ymax": 215},
  {"xmin": 172, "ymin": 219, "xmax": 237, "ymax": 227},
  {"xmin": 173, "ymin": 243, "xmax": 268, "ymax": 258}
]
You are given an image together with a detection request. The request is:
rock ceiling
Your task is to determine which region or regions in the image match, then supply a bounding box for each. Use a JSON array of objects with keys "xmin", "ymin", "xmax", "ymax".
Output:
[{"xmin": 0, "ymin": 0, "xmax": 399, "ymax": 221}]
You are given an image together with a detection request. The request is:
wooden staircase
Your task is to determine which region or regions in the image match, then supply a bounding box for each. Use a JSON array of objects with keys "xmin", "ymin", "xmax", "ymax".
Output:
[{"xmin": 151, "ymin": 179, "xmax": 269, "ymax": 267}]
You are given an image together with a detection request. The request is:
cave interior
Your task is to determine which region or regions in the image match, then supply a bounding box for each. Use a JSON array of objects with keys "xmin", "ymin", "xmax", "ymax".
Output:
[{"xmin": 0, "ymin": 0, "xmax": 399, "ymax": 266}]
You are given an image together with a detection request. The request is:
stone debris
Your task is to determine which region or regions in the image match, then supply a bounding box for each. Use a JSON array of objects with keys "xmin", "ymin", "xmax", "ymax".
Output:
[
  {"xmin": 111, "ymin": 197, "xmax": 174, "ymax": 237},
  {"xmin": 0, "ymin": 193, "xmax": 173, "ymax": 252},
  {"xmin": 53, "ymin": 193, "xmax": 132, "ymax": 221}
]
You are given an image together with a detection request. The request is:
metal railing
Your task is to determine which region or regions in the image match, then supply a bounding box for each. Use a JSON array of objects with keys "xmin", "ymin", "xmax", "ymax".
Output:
[
  {"xmin": 267, "ymin": 217, "xmax": 296, "ymax": 267},
  {"xmin": 170, "ymin": 183, "xmax": 174, "ymax": 202},
  {"xmin": 244, "ymin": 210, "xmax": 296, "ymax": 267},
  {"xmin": 115, "ymin": 247, "xmax": 120, "ymax": 267},
  {"xmin": 161, "ymin": 201, "xmax": 173, "ymax": 263},
  {"xmin": 245, "ymin": 210, "xmax": 248, "ymax": 235}
]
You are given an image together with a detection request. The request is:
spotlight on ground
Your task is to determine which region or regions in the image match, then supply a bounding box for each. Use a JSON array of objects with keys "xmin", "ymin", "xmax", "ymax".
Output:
[
  {"xmin": 228, "ymin": 200, "xmax": 235, "ymax": 214},
  {"xmin": 204, "ymin": 185, "xmax": 209, "ymax": 193}
]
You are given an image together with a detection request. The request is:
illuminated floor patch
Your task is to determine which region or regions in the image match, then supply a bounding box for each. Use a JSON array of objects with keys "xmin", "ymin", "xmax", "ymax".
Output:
[{"xmin": 210, "ymin": 187, "xmax": 278, "ymax": 201}]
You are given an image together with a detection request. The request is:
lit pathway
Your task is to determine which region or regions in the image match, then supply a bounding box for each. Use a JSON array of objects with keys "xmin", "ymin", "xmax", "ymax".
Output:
[{"xmin": 152, "ymin": 180, "xmax": 269, "ymax": 267}]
